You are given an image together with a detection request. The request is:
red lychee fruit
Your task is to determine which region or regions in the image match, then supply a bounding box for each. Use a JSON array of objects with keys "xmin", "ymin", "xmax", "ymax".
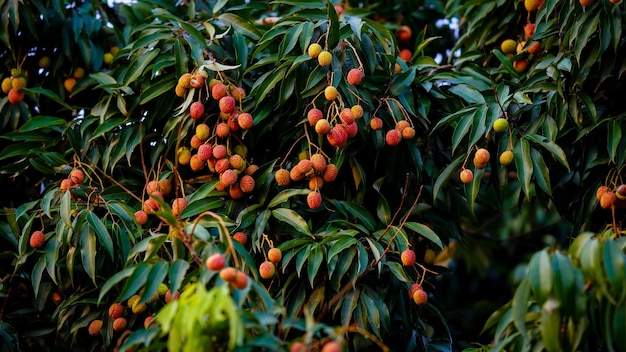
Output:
[
  {"xmin": 205, "ymin": 253, "xmax": 226, "ymax": 271},
  {"xmin": 113, "ymin": 317, "xmax": 127, "ymax": 332},
  {"xmin": 600, "ymin": 191, "xmax": 617, "ymax": 209},
  {"xmin": 259, "ymin": 261, "xmax": 276, "ymax": 279},
  {"xmin": 190, "ymin": 134, "xmax": 203, "ymax": 149},
  {"xmin": 347, "ymin": 68, "xmax": 363, "ymax": 85},
  {"xmin": 309, "ymin": 175, "xmax": 324, "ymax": 191},
  {"xmin": 413, "ymin": 289, "xmax": 428, "ymax": 305},
  {"xmin": 396, "ymin": 25, "xmax": 412, "ymax": 42},
  {"xmin": 275, "ymin": 168, "xmax": 291, "ymax": 186},
  {"xmin": 310, "ymin": 153, "xmax": 326, "ymax": 173},
  {"xmin": 322, "ymin": 164, "xmax": 338, "ymax": 183},
  {"xmin": 220, "ymin": 169, "xmax": 239, "ymax": 187},
  {"xmin": 343, "ymin": 122, "xmax": 358, "ymax": 138},
  {"xmin": 231, "ymin": 86, "xmax": 246, "ymax": 101},
  {"xmin": 268, "ymin": 248, "xmax": 282, "ymax": 263},
  {"xmin": 233, "ymin": 232, "xmax": 248, "ymax": 246},
  {"xmin": 189, "ymin": 73, "xmax": 204, "ymax": 89},
  {"xmin": 402, "ymin": 127, "xmax": 416, "ymax": 139},
  {"xmin": 321, "ymin": 341, "xmax": 342, "ymax": 352},
  {"xmin": 215, "ymin": 158, "xmax": 230, "ymax": 174},
  {"xmin": 232, "ymin": 271, "xmax": 249, "ymax": 290},
  {"xmin": 370, "ymin": 117, "xmax": 383, "ymax": 130},
  {"xmin": 473, "ymin": 148, "xmax": 490, "ymax": 169},
  {"xmin": 88, "ymin": 319, "xmax": 103, "ymax": 336},
  {"xmin": 171, "ymin": 197, "xmax": 188, "ymax": 217},
  {"xmin": 165, "ymin": 289, "xmax": 180, "ymax": 303},
  {"xmin": 8, "ymin": 88, "xmax": 24, "ymax": 104},
  {"xmin": 385, "ymin": 129, "xmax": 402, "ymax": 146},
  {"xmin": 190, "ymin": 102, "xmax": 204, "ymax": 120},
  {"xmin": 237, "ymin": 112, "xmax": 253, "ymax": 129},
  {"xmin": 327, "ymin": 126, "xmax": 348, "ymax": 147},
  {"xmin": 339, "ymin": 108, "xmax": 355, "ymax": 124},
  {"xmin": 216, "ymin": 122, "xmax": 231, "ymax": 138},
  {"xmin": 212, "ymin": 144, "xmax": 227, "ymax": 160},
  {"xmin": 219, "ymin": 96, "xmax": 236, "ymax": 114},
  {"xmin": 29, "ymin": 230, "xmax": 45, "ymax": 249},
  {"xmin": 401, "ymin": 249, "xmax": 416, "ymax": 266},
  {"xmin": 135, "ymin": 210, "xmax": 148, "ymax": 225},
  {"xmin": 70, "ymin": 169, "xmax": 85, "ymax": 185},
  {"xmin": 190, "ymin": 154, "xmax": 205, "ymax": 171},
  {"xmin": 197, "ymin": 144, "xmax": 213, "ymax": 161},
  {"xmin": 307, "ymin": 191, "xmax": 322, "ymax": 209},
  {"xmin": 308, "ymin": 108, "xmax": 324, "ymax": 126},
  {"xmin": 211, "ymin": 82, "xmax": 228, "ymax": 100},
  {"xmin": 459, "ymin": 169, "xmax": 473, "ymax": 184},
  {"xmin": 239, "ymin": 175, "xmax": 255, "ymax": 193},
  {"xmin": 219, "ymin": 267, "xmax": 237, "ymax": 282},
  {"xmin": 109, "ymin": 303, "xmax": 124, "ymax": 319}
]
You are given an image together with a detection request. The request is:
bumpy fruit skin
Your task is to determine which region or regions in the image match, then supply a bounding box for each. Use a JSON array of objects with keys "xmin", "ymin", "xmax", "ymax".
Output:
[
  {"xmin": 189, "ymin": 154, "xmax": 205, "ymax": 171},
  {"xmin": 190, "ymin": 73, "xmax": 204, "ymax": 89},
  {"xmin": 233, "ymin": 232, "xmax": 248, "ymax": 246},
  {"xmin": 324, "ymin": 86, "xmax": 338, "ymax": 101},
  {"xmin": 600, "ymin": 191, "xmax": 617, "ymax": 209},
  {"xmin": 239, "ymin": 175, "xmax": 255, "ymax": 193},
  {"xmin": 396, "ymin": 25, "xmax": 412, "ymax": 42},
  {"xmin": 220, "ymin": 169, "xmax": 239, "ymax": 187},
  {"xmin": 88, "ymin": 319, "xmax": 103, "ymax": 336},
  {"xmin": 216, "ymin": 122, "xmax": 231, "ymax": 138},
  {"xmin": 616, "ymin": 184, "xmax": 626, "ymax": 200},
  {"xmin": 513, "ymin": 59, "xmax": 528, "ymax": 73},
  {"xmin": 206, "ymin": 253, "xmax": 226, "ymax": 271},
  {"xmin": 413, "ymin": 289, "xmax": 428, "ymax": 305},
  {"xmin": 259, "ymin": 261, "xmax": 276, "ymax": 279},
  {"xmin": 290, "ymin": 342, "xmax": 307, "ymax": 352},
  {"xmin": 347, "ymin": 68, "xmax": 364, "ymax": 85},
  {"xmin": 1, "ymin": 77, "xmax": 12, "ymax": 93},
  {"xmin": 175, "ymin": 84, "xmax": 186, "ymax": 97},
  {"xmin": 317, "ymin": 51, "xmax": 332, "ymax": 66},
  {"xmin": 232, "ymin": 271, "xmax": 249, "ymax": 290},
  {"xmin": 8, "ymin": 88, "xmax": 24, "ymax": 104},
  {"xmin": 524, "ymin": 23, "xmax": 536, "ymax": 39},
  {"xmin": 219, "ymin": 96, "xmax": 236, "ymax": 114},
  {"xmin": 493, "ymin": 118, "xmax": 509, "ymax": 132},
  {"xmin": 307, "ymin": 108, "xmax": 324, "ymax": 126},
  {"xmin": 231, "ymin": 86, "xmax": 246, "ymax": 101},
  {"xmin": 501, "ymin": 39, "xmax": 518, "ymax": 54},
  {"xmin": 171, "ymin": 198, "xmax": 188, "ymax": 217},
  {"xmin": 212, "ymin": 144, "xmax": 227, "ymax": 159},
  {"xmin": 459, "ymin": 169, "xmax": 473, "ymax": 184},
  {"xmin": 339, "ymin": 108, "xmax": 355, "ymax": 124},
  {"xmin": 351, "ymin": 105, "xmax": 364, "ymax": 119},
  {"xmin": 309, "ymin": 175, "xmax": 324, "ymax": 191},
  {"xmin": 190, "ymin": 102, "xmax": 205, "ymax": 120},
  {"xmin": 307, "ymin": 191, "xmax": 322, "ymax": 209},
  {"xmin": 370, "ymin": 117, "xmax": 383, "ymax": 130},
  {"xmin": 401, "ymin": 249, "xmax": 416, "ymax": 266},
  {"xmin": 395, "ymin": 120, "xmax": 410, "ymax": 132},
  {"xmin": 402, "ymin": 127, "xmax": 416, "ymax": 139},
  {"xmin": 211, "ymin": 82, "xmax": 228, "ymax": 100},
  {"xmin": 315, "ymin": 119, "xmax": 331, "ymax": 134},
  {"xmin": 178, "ymin": 147, "xmax": 191, "ymax": 165},
  {"xmin": 322, "ymin": 164, "xmax": 338, "ymax": 182},
  {"xmin": 197, "ymin": 144, "xmax": 213, "ymax": 161},
  {"xmin": 327, "ymin": 126, "xmax": 347, "ymax": 147},
  {"xmin": 310, "ymin": 153, "xmax": 327, "ymax": 173},
  {"xmin": 275, "ymin": 168, "xmax": 291, "ymax": 186},
  {"xmin": 113, "ymin": 317, "xmax": 127, "ymax": 332},
  {"xmin": 527, "ymin": 41, "xmax": 541, "ymax": 55},
  {"xmin": 268, "ymin": 248, "xmax": 282, "ymax": 263},
  {"xmin": 321, "ymin": 341, "xmax": 342, "ymax": 352},
  {"xmin": 70, "ymin": 169, "xmax": 85, "ymax": 185},
  {"xmin": 308, "ymin": 43, "xmax": 323, "ymax": 58},
  {"xmin": 237, "ymin": 112, "xmax": 253, "ymax": 129},
  {"xmin": 60, "ymin": 178, "xmax": 72, "ymax": 192},
  {"xmin": 30, "ymin": 230, "xmax": 45, "ymax": 249},
  {"xmin": 408, "ymin": 283, "xmax": 422, "ymax": 298},
  {"xmin": 144, "ymin": 316, "xmax": 155, "ymax": 329},
  {"xmin": 473, "ymin": 148, "xmax": 490, "ymax": 169},
  {"xmin": 499, "ymin": 150, "xmax": 514, "ymax": 165},
  {"xmin": 164, "ymin": 290, "xmax": 180, "ymax": 303},
  {"xmin": 596, "ymin": 185, "xmax": 610, "ymax": 201},
  {"xmin": 385, "ymin": 129, "xmax": 402, "ymax": 146}
]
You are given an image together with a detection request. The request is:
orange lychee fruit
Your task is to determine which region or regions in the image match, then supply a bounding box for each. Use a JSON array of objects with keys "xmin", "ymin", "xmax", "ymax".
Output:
[
  {"xmin": 307, "ymin": 108, "xmax": 324, "ymax": 126},
  {"xmin": 88, "ymin": 319, "xmax": 103, "ymax": 336},
  {"xmin": 171, "ymin": 198, "xmax": 188, "ymax": 217},
  {"xmin": 206, "ymin": 253, "xmax": 226, "ymax": 271},
  {"xmin": 237, "ymin": 112, "xmax": 253, "ymax": 129},
  {"xmin": 233, "ymin": 232, "xmax": 248, "ymax": 246},
  {"xmin": 385, "ymin": 129, "xmax": 402, "ymax": 146},
  {"xmin": 259, "ymin": 261, "xmax": 276, "ymax": 279},
  {"xmin": 239, "ymin": 175, "xmax": 255, "ymax": 193},
  {"xmin": 113, "ymin": 317, "xmax": 127, "ymax": 332},
  {"xmin": 396, "ymin": 25, "xmax": 412, "ymax": 42},
  {"xmin": 308, "ymin": 43, "xmax": 323, "ymax": 58},
  {"xmin": 220, "ymin": 267, "xmax": 237, "ymax": 282},
  {"xmin": 232, "ymin": 271, "xmax": 249, "ymax": 289},
  {"xmin": 370, "ymin": 117, "xmax": 383, "ymax": 130},
  {"xmin": 600, "ymin": 191, "xmax": 617, "ymax": 209},
  {"xmin": 401, "ymin": 249, "xmax": 416, "ymax": 266},
  {"xmin": 70, "ymin": 169, "xmax": 84, "ymax": 185},
  {"xmin": 275, "ymin": 168, "xmax": 291, "ymax": 186},
  {"xmin": 460, "ymin": 169, "xmax": 473, "ymax": 184},
  {"xmin": 473, "ymin": 148, "xmax": 490, "ymax": 169},
  {"xmin": 347, "ymin": 68, "xmax": 363, "ymax": 85},
  {"xmin": 211, "ymin": 82, "xmax": 228, "ymax": 100},
  {"xmin": 307, "ymin": 191, "xmax": 322, "ymax": 209},
  {"xmin": 413, "ymin": 289, "xmax": 428, "ymax": 305},
  {"xmin": 324, "ymin": 86, "xmax": 338, "ymax": 101},
  {"xmin": 7, "ymin": 88, "xmax": 24, "ymax": 104},
  {"xmin": 268, "ymin": 248, "xmax": 282, "ymax": 263},
  {"xmin": 322, "ymin": 164, "xmax": 338, "ymax": 183},
  {"xmin": 29, "ymin": 230, "xmax": 45, "ymax": 249},
  {"xmin": 189, "ymin": 102, "xmax": 204, "ymax": 120},
  {"xmin": 315, "ymin": 119, "xmax": 332, "ymax": 134}
]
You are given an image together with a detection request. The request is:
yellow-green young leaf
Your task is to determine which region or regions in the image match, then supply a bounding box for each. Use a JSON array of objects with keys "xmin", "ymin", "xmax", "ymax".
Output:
[
  {"xmin": 511, "ymin": 279, "xmax": 530, "ymax": 339},
  {"xmin": 540, "ymin": 303, "xmax": 562, "ymax": 352},
  {"xmin": 528, "ymin": 249, "xmax": 552, "ymax": 306}
]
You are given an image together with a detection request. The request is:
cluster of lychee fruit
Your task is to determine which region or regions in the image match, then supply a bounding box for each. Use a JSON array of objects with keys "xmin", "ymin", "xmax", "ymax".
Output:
[
  {"xmin": 371, "ymin": 118, "xmax": 416, "ymax": 146},
  {"xmin": 135, "ymin": 177, "xmax": 188, "ymax": 224},
  {"xmin": 400, "ymin": 248, "xmax": 429, "ymax": 305},
  {"xmin": 499, "ymin": 0, "xmax": 544, "ymax": 73},
  {"xmin": 175, "ymin": 72, "xmax": 258, "ymax": 200},
  {"xmin": 274, "ymin": 153, "xmax": 338, "ymax": 210},
  {"xmin": 63, "ymin": 67, "xmax": 86, "ymax": 95},
  {"xmin": 596, "ymin": 184, "xmax": 626, "ymax": 209},
  {"xmin": 459, "ymin": 117, "xmax": 513, "ymax": 184},
  {"xmin": 87, "ymin": 283, "xmax": 177, "ymax": 336},
  {"xmin": 205, "ymin": 252, "xmax": 249, "ymax": 290},
  {"xmin": 2, "ymin": 68, "xmax": 27, "ymax": 104}
]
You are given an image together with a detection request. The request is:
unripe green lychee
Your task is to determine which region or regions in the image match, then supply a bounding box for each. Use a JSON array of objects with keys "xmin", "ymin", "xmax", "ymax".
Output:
[
  {"xmin": 324, "ymin": 86, "xmax": 338, "ymax": 101},
  {"xmin": 132, "ymin": 300, "xmax": 148, "ymax": 314},
  {"xmin": 157, "ymin": 283, "xmax": 168, "ymax": 295},
  {"xmin": 308, "ymin": 43, "xmax": 323, "ymax": 58},
  {"xmin": 401, "ymin": 249, "xmax": 416, "ymax": 266},
  {"xmin": 259, "ymin": 261, "xmax": 276, "ymax": 279},
  {"xmin": 493, "ymin": 118, "xmax": 509, "ymax": 133},
  {"xmin": 317, "ymin": 50, "xmax": 332, "ymax": 66}
]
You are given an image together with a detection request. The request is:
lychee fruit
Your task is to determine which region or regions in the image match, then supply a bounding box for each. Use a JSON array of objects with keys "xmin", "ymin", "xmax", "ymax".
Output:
[
  {"xmin": 88, "ymin": 319, "xmax": 103, "ymax": 336},
  {"xmin": 231, "ymin": 86, "xmax": 246, "ymax": 101},
  {"xmin": 308, "ymin": 108, "xmax": 324, "ymax": 126},
  {"xmin": 109, "ymin": 303, "xmax": 124, "ymax": 319},
  {"xmin": 212, "ymin": 144, "xmax": 228, "ymax": 159},
  {"xmin": 513, "ymin": 59, "xmax": 528, "ymax": 73},
  {"xmin": 499, "ymin": 150, "xmax": 514, "ymax": 166},
  {"xmin": 401, "ymin": 249, "xmax": 416, "ymax": 266},
  {"xmin": 322, "ymin": 164, "xmax": 338, "ymax": 183},
  {"xmin": 525, "ymin": 0, "xmax": 539, "ymax": 12},
  {"xmin": 178, "ymin": 147, "xmax": 191, "ymax": 165},
  {"xmin": 60, "ymin": 179, "xmax": 72, "ymax": 192},
  {"xmin": 524, "ymin": 23, "xmax": 536, "ymax": 39},
  {"xmin": 343, "ymin": 122, "xmax": 358, "ymax": 138},
  {"xmin": 308, "ymin": 43, "xmax": 323, "ymax": 58},
  {"xmin": 113, "ymin": 317, "xmax": 127, "ymax": 332},
  {"xmin": 402, "ymin": 127, "xmax": 415, "ymax": 139},
  {"xmin": 229, "ymin": 154, "xmax": 246, "ymax": 170},
  {"xmin": 246, "ymin": 164, "xmax": 259, "ymax": 175},
  {"xmin": 492, "ymin": 118, "xmax": 509, "ymax": 132},
  {"xmin": 527, "ymin": 41, "xmax": 541, "ymax": 55},
  {"xmin": 500, "ymin": 39, "xmax": 517, "ymax": 54},
  {"xmin": 144, "ymin": 316, "xmax": 155, "ymax": 329},
  {"xmin": 190, "ymin": 154, "xmax": 205, "ymax": 171},
  {"xmin": 239, "ymin": 175, "xmax": 255, "ymax": 193},
  {"xmin": 395, "ymin": 120, "xmax": 410, "ymax": 132},
  {"xmin": 70, "ymin": 169, "xmax": 85, "ymax": 185},
  {"xmin": 396, "ymin": 25, "xmax": 412, "ymax": 42},
  {"xmin": 219, "ymin": 96, "xmax": 236, "ymax": 114},
  {"xmin": 310, "ymin": 153, "xmax": 327, "ymax": 173},
  {"xmin": 178, "ymin": 73, "xmax": 192, "ymax": 88},
  {"xmin": 198, "ymin": 144, "xmax": 213, "ymax": 161},
  {"xmin": 216, "ymin": 122, "xmax": 231, "ymax": 138},
  {"xmin": 171, "ymin": 198, "xmax": 188, "ymax": 217},
  {"xmin": 317, "ymin": 50, "xmax": 332, "ymax": 66},
  {"xmin": 205, "ymin": 253, "xmax": 226, "ymax": 271},
  {"xmin": 339, "ymin": 108, "xmax": 355, "ymax": 124},
  {"xmin": 189, "ymin": 73, "xmax": 204, "ymax": 89},
  {"xmin": 220, "ymin": 169, "xmax": 239, "ymax": 187},
  {"xmin": 290, "ymin": 166, "xmax": 306, "ymax": 182},
  {"xmin": 321, "ymin": 341, "xmax": 342, "ymax": 352},
  {"xmin": 175, "ymin": 84, "xmax": 186, "ymax": 97},
  {"xmin": 399, "ymin": 48, "xmax": 412, "ymax": 62},
  {"xmin": 297, "ymin": 159, "xmax": 314, "ymax": 174},
  {"xmin": 315, "ymin": 119, "xmax": 332, "ymax": 134},
  {"xmin": 351, "ymin": 105, "xmax": 364, "ymax": 119},
  {"xmin": 211, "ymin": 82, "xmax": 228, "ymax": 100},
  {"xmin": 600, "ymin": 191, "xmax": 617, "ymax": 209},
  {"xmin": 309, "ymin": 175, "xmax": 324, "ymax": 191},
  {"xmin": 596, "ymin": 185, "xmax": 610, "ymax": 201},
  {"xmin": 259, "ymin": 261, "xmax": 276, "ymax": 279},
  {"xmin": 190, "ymin": 134, "xmax": 203, "ymax": 149},
  {"xmin": 237, "ymin": 112, "xmax": 253, "ymax": 129},
  {"xmin": 220, "ymin": 267, "xmax": 237, "ymax": 282},
  {"xmin": 164, "ymin": 290, "xmax": 180, "ymax": 303},
  {"xmin": 307, "ymin": 191, "xmax": 322, "ymax": 209},
  {"xmin": 408, "ymin": 283, "xmax": 422, "ymax": 298},
  {"xmin": 189, "ymin": 101, "xmax": 205, "ymax": 120},
  {"xmin": 327, "ymin": 126, "xmax": 347, "ymax": 147},
  {"xmin": 232, "ymin": 182, "xmax": 246, "ymax": 199},
  {"xmin": 8, "ymin": 88, "xmax": 24, "ymax": 104},
  {"xmin": 473, "ymin": 148, "xmax": 490, "ymax": 169},
  {"xmin": 324, "ymin": 86, "xmax": 338, "ymax": 101},
  {"xmin": 268, "ymin": 248, "xmax": 282, "ymax": 263},
  {"xmin": 413, "ymin": 289, "xmax": 428, "ymax": 305},
  {"xmin": 275, "ymin": 168, "xmax": 291, "ymax": 186},
  {"xmin": 232, "ymin": 271, "xmax": 248, "ymax": 290},
  {"xmin": 347, "ymin": 68, "xmax": 363, "ymax": 85},
  {"xmin": 29, "ymin": 230, "xmax": 45, "ymax": 249},
  {"xmin": 370, "ymin": 117, "xmax": 383, "ymax": 130},
  {"xmin": 215, "ymin": 158, "xmax": 230, "ymax": 174},
  {"xmin": 233, "ymin": 232, "xmax": 248, "ymax": 246},
  {"xmin": 459, "ymin": 169, "xmax": 473, "ymax": 184},
  {"xmin": 385, "ymin": 129, "xmax": 402, "ymax": 146}
]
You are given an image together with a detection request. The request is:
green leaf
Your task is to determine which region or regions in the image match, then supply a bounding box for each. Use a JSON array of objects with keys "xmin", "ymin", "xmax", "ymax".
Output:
[
  {"xmin": 18, "ymin": 116, "xmax": 66, "ymax": 132},
  {"xmin": 433, "ymin": 154, "xmax": 465, "ymax": 202},
  {"xmin": 307, "ymin": 246, "xmax": 323, "ymax": 287},
  {"xmin": 267, "ymin": 188, "xmax": 311, "ymax": 208},
  {"xmin": 169, "ymin": 259, "xmax": 190, "ymax": 294},
  {"xmin": 511, "ymin": 279, "xmax": 530, "ymax": 339},
  {"xmin": 513, "ymin": 138, "xmax": 533, "ymax": 199},
  {"xmin": 552, "ymin": 251, "xmax": 575, "ymax": 316},
  {"xmin": 327, "ymin": 236, "xmax": 358, "ymax": 261},
  {"xmin": 523, "ymin": 134, "xmax": 569, "ymax": 171},
  {"xmin": 119, "ymin": 263, "xmax": 151, "ymax": 302},
  {"xmin": 326, "ymin": 1, "xmax": 340, "ymax": 50},
  {"xmin": 448, "ymin": 84, "xmax": 486, "ymax": 105},
  {"xmin": 123, "ymin": 49, "xmax": 159, "ymax": 86},
  {"xmin": 492, "ymin": 49, "xmax": 519, "ymax": 78},
  {"xmin": 390, "ymin": 67, "xmax": 416, "ymax": 96},
  {"xmin": 603, "ymin": 239, "xmax": 625, "ymax": 299},
  {"xmin": 218, "ymin": 13, "xmax": 261, "ymax": 40},
  {"xmin": 540, "ymin": 305, "xmax": 562, "ymax": 352},
  {"xmin": 98, "ymin": 267, "xmax": 135, "ymax": 304},
  {"xmin": 607, "ymin": 120, "xmax": 621, "ymax": 163},
  {"xmin": 86, "ymin": 211, "xmax": 114, "ymax": 260},
  {"xmin": 25, "ymin": 87, "xmax": 73, "ymax": 111},
  {"xmin": 383, "ymin": 261, "xmax": 411, "ymax": 283},
  {"xmin": 139, "ymin": 261, "xmax": 169, "ymax": 305},
  {"xmin": 403, "ymin": 222, "xmax": 443, "ymax": 249},
  {"xmin": 60, "ymin": 190, "xmax": 72, "ymax": 229},
  {"xmin": 531, "ymin": 149, "xmax": 552, "ymax": 195},
  {"xmin": 528, "ymin": 249, "xmax": 552, "ymax": 306},
  {"xmin": 79, "ymin": 226, "xmax": 97, "ymax": 285},
  {"xmin": 180, "ymin": 197, "xmax": 223, "ymax": 219},
  {"xmin": 271, "ymin": 209, "xmax": 313, "ymax": 237}
]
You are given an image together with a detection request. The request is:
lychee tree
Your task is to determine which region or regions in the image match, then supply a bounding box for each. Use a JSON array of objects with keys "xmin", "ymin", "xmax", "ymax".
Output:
[{"xmin": 0, "ymin": 0, "xmax": 625, "ymax": 351}]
